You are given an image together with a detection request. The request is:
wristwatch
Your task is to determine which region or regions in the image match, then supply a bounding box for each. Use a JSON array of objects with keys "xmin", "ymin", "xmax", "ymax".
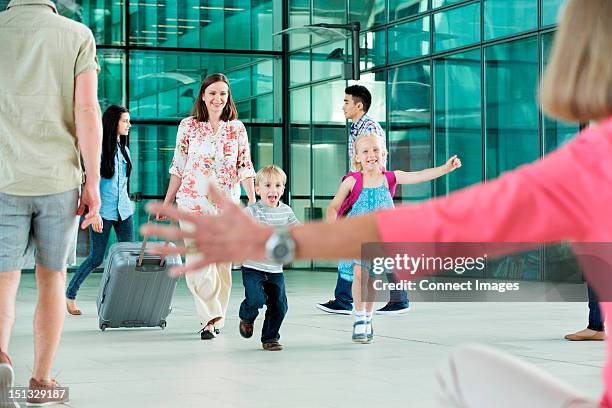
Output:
[{"xmin": 265, "ymin": 226, "xmax": 296, "ymax": 264}]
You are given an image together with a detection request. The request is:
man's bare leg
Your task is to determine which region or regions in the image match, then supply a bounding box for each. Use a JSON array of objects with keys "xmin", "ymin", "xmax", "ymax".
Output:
[{"xmin": 32, "ymin": 265, "xmax": 66, "ymax": 383}]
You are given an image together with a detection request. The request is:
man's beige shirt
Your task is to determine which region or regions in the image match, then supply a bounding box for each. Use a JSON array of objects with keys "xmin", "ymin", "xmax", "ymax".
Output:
[{"xmin": 0, "ymin": 0, "xmax": 98, "ymax": 196}]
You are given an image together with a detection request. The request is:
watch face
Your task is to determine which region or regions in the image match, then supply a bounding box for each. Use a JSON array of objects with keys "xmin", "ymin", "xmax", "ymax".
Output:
[{"xmin": 274, "ymin": 245, "xmax": 288, "ymax": 258}]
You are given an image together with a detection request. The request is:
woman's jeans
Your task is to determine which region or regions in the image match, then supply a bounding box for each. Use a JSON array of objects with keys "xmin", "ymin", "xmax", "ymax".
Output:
[
  {"xmin": 587, "ymin": 284, "xmax": 604, "ymax": 332},
  {"xmin": 66, "ymin": 216, "xmax": 134, "ymax": 300}
]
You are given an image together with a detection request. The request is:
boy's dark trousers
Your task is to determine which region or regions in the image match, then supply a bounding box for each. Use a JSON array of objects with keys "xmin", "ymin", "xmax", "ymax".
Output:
[{"xmin": 239, "ymin": 266, "xmax": 288, "ymax": 343}]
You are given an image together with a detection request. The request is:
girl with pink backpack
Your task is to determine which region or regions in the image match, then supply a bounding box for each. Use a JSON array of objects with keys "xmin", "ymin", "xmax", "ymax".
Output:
[{"xmin": 326, "ymin": 133, "xmax": 461, "ymax": 343}]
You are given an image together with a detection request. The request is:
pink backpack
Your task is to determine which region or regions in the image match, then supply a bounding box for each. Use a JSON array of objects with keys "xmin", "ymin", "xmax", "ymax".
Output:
[{"xmin": 337, "ymin": 171, "xmax": 397, "ymax": 219}]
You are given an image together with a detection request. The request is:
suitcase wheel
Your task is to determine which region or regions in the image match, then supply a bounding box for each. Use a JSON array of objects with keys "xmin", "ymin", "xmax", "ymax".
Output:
[
  {"xmin": 160, "ymin": 320, "xmax": 167, "ymax": 330},
  {"xmin": 100, "ymin": 323, "xmax": 109, "ymax": 332}
]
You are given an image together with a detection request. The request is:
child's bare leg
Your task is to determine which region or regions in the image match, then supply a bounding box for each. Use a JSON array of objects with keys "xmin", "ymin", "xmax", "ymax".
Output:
[
  {"xmin": 352, "ymin": 265, "xmax": 364, "ymax": 312},
  {"xmin": 351, "ymin": 264, "xmax": 369, "ymax": 343},
  {"xmin": 364, "ymin": 273, "xmax": 375, "ymax": 313}
]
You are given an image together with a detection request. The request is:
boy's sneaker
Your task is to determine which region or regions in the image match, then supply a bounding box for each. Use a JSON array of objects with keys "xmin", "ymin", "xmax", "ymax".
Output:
[
  {"xmin": 316, "ymin": 300, "xmax": 352, "ymax": 315},
  {"xmin": 26, "ymin": 377, "xmax": 69, "ymax": 406},
  {"xmin": 352, "ymin": 320, "xmax": 368, "ymax": 343},
  {"xmin": 239, "ymin": 320, "xmax": 254, "ymax": 339},
  {"xmin": 376, "ymin": 302, "xmax": 410, "ymax": 315},
  {"xmin": 262, "ymin": 342, "xmax": 283, "ymax": 351},
  {"xmin": 0, "ymin": 350, "xmax": 18, "ymax": 408}
]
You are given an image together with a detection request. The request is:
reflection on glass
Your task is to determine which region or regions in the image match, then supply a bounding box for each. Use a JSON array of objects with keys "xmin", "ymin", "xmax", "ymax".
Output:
[
  {"xmin": 129, "ymin": 0, "xmax": 278, "ymax": 51},
  {"xmin": 389, "ymin": 129, "xmax": 433, "ymax": 202},
  {"xmin": 484, "ymin": 0, "xmax": 537, "ymax": 40},
  {"xmin": 129, "ymin": 51, "xmax": 279, "ymax": 122},
  {"xmin": 313, "ymin": 127, "xmax": 347, "ymax": 196},
  {"xmin": 128, "ymin": 124, "xmax": 177, "ymax": 198},
  {"xmin": 360, "ymin": 29, "xmax": 386, "ymax": 70},
  {"xmin": 60, "ymin": 0, "xmax": 123, "ymax": 46},
  {"xmin": 542, "ymin": 0, "xmax": 565, "ymax": 26},
  {"xmin": 290, "ymin": 52, "xmax": 311, "ymax": 86},
  {"xmin": 290, "ymin": 126, "xmax": 311, "ymax": 196},
  {"xmin": 485, "ymin": 37, "xmax": 539, "ymax": 179},
  {"xmin": 432, "ymin": 0, "xmax": 466, "ymax": 8},
  {"xmin": 388, "ymin": 16, "xmax": 430, "ymax": 63},
  {"xmin": 98, "ymin": 49, "xmax": 125, "ymax": 111},
  {"xmin": 389, "ymin": 0, "xmax": 428, "ymax": 21},
  {"xmin": 311, "ymin": 40, "xmax": 345, "ymax": 82},
  {"xmin": 289, "ymin": 0, "xmax": 311, "ymax": 50},
  {"xmin": 291, "ymin": 87, "xmax": 311, "ymax": 124},
  {"xmin": 312, "ymin": 81, "xmax": 347, "ymax": 125},
  {"xmin": 248, "ymin": 127, "xmax": 281, "ymax": 170},
  {"xmin": 541, "ymin": 32, "xmax": 579, "ymax": 152},
  {"xmin": 434, "ymin": 50, "xmax": 482, "ymax": 194},
  {"xmin": 388, "ymin": 62, "xmax": 432, "ymax": 202},
  {"xmin": 433, "ymin": 2, "xmax": 480, "ymax": 52},
  {"xmin": 350, "ymin": 0, "xmax": 385, "ymax": 28}
]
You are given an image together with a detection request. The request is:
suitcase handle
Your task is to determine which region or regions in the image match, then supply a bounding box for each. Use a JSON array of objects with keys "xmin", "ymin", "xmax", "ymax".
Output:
[{"xmin": 138, "ymin": 214, "xmax": 172, "ymax": 267}]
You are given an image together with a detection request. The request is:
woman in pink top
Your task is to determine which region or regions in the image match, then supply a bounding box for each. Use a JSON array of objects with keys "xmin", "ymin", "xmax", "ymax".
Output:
[{"xmin": 143, "ymin": 0, "xmax": 611, "ymax": 405}]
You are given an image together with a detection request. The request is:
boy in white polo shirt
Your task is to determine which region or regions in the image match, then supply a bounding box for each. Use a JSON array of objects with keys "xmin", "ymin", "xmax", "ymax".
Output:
[{"xmin": 238, "ymin": 165, "xmax": 299, "ymax": 351}]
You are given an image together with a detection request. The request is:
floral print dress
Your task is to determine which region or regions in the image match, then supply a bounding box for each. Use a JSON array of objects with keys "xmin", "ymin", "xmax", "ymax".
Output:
[{"xmin": 169, "ymin": 117, "xmax": 256, "ymax": 214}]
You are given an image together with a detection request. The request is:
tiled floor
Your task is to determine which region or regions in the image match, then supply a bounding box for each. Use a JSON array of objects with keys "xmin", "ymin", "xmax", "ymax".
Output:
[{"xmin": 6, "ymin": 270, "xmax": 605, "ymax": 407}]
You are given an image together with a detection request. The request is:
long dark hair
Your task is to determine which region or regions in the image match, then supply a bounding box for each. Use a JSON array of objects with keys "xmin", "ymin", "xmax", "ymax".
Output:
[
  {"xmin": 191, "ymin": 73, "xmax": 238, "ymax": 122},
  {"xmin": 101, "ymin": 105, "xmax": 132, "ymax": 179}
]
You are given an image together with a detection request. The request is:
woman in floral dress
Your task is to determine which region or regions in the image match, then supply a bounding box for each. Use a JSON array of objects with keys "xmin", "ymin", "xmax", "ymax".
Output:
[{"xmin": 161, "ymin": 73, "xmax": 256, "ymax": 339}]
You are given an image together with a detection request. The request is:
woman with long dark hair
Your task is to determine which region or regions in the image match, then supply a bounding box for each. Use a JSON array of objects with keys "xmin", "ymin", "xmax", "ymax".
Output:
[{"xmin": 66, "ymin": 105, "xmax": 134, "ymax": 315}]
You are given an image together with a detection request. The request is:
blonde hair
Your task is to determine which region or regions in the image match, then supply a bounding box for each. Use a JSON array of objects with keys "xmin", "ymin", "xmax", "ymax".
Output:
[
  {"xmin": 539, "ymin": 0, "xmax": 612, "ymax": 122},
  {"xmin": 255, "ymin": 165, "xmax": 287, "ymax": 186},
  {"xmin": 351, "ymin": 133, "xmax": 388, "ymax": 172}
]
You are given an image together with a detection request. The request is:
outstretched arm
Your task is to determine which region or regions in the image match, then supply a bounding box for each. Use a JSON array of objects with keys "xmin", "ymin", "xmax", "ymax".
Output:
[{"xmin": 394, "ymin": 155, "xmax": 461, "ymax": 185}]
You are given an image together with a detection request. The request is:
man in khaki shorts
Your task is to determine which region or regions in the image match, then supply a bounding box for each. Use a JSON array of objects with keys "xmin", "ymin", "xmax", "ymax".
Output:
[{"xmin": 0, "ymin": 0, "xmax": 103, "ymax": 406}]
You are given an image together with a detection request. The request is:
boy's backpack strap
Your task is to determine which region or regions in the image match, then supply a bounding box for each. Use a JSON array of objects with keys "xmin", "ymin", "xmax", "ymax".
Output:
[{"xmin": 384, "ymin": 171, "xmax": 397, "ymax": 198}]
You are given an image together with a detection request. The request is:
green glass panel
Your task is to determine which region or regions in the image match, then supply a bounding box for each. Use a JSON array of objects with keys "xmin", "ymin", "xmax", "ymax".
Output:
[
  {"xmin": 389, "ymin": 0, "xmax": 428, "ymax": 21},
  {"xmin": 389, "ymin": 129, "xmax": 433, "ymax": 202},
  {"xmin": 290, "ymin": 87, "xmax": 311, "ymax": 124},
  {"xmin": 485, "ymin": 37, "xmax": 539, "ymax": 179},
  {"xmin": 312, "ymin": 81, "xmax": 347, "ymax": 125},
  {"xmin": 289, "ymin": 0, "xmax": 311, "ymax": 50},
  {"xmin": 349, "ymin": 0, "xmax": 385, "ymax": 28},
  {"xmin": 311, "ymin": 40, "xmax": 345, "ymax": 82},
  {"xmin": 129, "ymin": 124, "xmax": 177, "ymax": 198},
  {"xmin": 0, "ymin": 0, "xmax": 124, "ymax": 45},
  {"xmin": 541, "ymin": 32, "xmax": 579, "ymax": 152},
  {"xmin": 388, "ymin": 16, "xmax": 430, "ymax": 63},
  {"xmin": 388, "ymin": 62, "xmax": 432, "ymax": 202},
  {"xmin": 128, "ymin": 0, "xmax": 277, "ymax": 51},
  {"xmin": 63, "ymin": 0, "xmax": 123, "ymax": 46},
  {"xmin": 434, "ymin": 50, "xmax": 482, "ymax": 195},
  {"xmin": 360, "ymin": 29, "xmax": 386, "ymax": 69},
  {"xmin": 313, "ymin": 127, "xmax": 347, "ymax": 197},
  {"xmin": 290, "ymin": 52, "xmax": 311, "ymax": 86},
  {"xmin": 433, "ymin": 2, "xmax": 480, "ymax": 52},
  {"xmin": 542, "ymin": 0, "xmax": 566, "ymax": 26},
  {"xmin": 484, "ymin": 0, "xmax": 537, "ymax": 40},
  {"xmin": 432, "ymin": 0, "xmax": 465, "ymax": 8},
  {"xmin": 289, "ymin": 126, "xmax": 311, "ymax": 196},
  {"xmin": 248, "ymin": 127, "xmax": 282, "ymax": 170},
  {"xmin": 129, "ymin": 51, "xmax": 278, "ymax": 122},
  {"xmin": 97, "ymin": 49, "xmax": 125, "ymax": 111}
]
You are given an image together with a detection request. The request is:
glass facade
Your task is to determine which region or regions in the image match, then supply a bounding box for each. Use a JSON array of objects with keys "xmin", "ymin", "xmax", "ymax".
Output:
[
  {"xmin": 3, "ymin": 0, "xmax": 578, "ymax": 278},
  {"xmin": 286, "ymin": 0, "xmax": 576, "ymax": 276}
]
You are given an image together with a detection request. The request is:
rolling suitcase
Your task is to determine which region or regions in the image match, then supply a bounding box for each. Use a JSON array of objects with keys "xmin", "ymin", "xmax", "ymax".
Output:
[{"xmin": 96, "ymin": 233, "xmax": 182, "ymax": 331}]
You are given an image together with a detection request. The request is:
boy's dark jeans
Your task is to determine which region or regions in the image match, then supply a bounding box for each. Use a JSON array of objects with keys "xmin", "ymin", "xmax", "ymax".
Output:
[{"xmin": 239, "ymin": 266, "xmax": 288, "ymax": 343}]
